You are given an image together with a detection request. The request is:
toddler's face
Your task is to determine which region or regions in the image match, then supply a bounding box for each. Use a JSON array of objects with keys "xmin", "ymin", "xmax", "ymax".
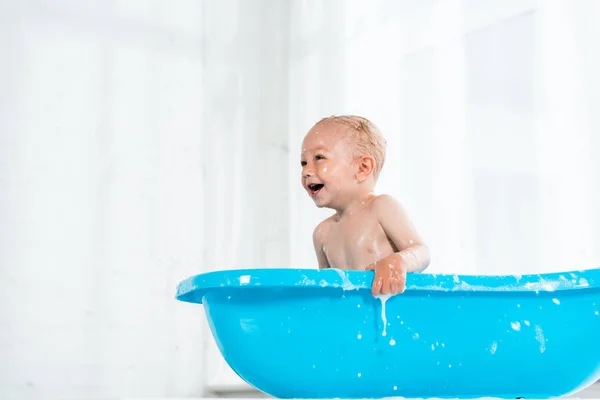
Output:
[{"xmin": 300, "ymin": 124, "xmax": 356, "ymax": 208}]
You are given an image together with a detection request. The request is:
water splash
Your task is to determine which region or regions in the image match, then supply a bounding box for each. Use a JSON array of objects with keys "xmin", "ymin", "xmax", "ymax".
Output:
[
  {"xmin": 490, "ymin": 341, "xmax": 497, "ymax": 354},
  {"xmin": 334, "ymin": 269, "xmax": 359, "ymax": 291},
  {"xmin": 376, "ymin": 294, "xmax": 392, "ymax": 336}
]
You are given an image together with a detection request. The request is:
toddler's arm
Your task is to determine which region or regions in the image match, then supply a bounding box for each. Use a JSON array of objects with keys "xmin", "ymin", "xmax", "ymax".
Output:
[
  {"xmin": 312, "ymin": 223, "xmax": 331, "ymax": 269},
  {"xmin": 372, "ymin": 194, "xmax": 430, "ymax": 273}
]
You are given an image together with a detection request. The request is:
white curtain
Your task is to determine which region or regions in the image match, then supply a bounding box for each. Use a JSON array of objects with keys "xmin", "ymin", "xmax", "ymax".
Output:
[
  {"xmin": 288, "ymin": 0, "xmax": 600, "ymax": 277},
  {"xmin": 1, "ymin": 0, "xmax": 207, "ymax": 398},
  {"xmin": 2, "ymin": 0, "xmax": 600, "ymax": 398}
]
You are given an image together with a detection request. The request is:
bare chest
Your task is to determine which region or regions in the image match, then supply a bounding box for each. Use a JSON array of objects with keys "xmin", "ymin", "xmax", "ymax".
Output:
[{"xmin": 322, "ymin": 216, "xmax": 394, "ymax": 270}]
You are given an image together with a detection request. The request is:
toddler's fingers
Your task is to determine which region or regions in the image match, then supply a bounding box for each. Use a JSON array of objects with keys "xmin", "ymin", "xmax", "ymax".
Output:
[
  {"xmin": 372, "ymin": 275, "xmax": 383, "ymax": 296},
  {"xmin": 381, "ymin": 278, "xmax": 392, "ymax": 295}
]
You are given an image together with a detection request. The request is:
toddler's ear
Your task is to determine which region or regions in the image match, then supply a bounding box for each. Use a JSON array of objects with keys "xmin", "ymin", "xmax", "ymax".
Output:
[{"xmin": 356, "ymin": 155, "xmax": 375, "ymax": 182}]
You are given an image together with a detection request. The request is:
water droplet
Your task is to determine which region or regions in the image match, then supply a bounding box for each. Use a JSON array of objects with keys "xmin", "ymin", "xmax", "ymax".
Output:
[
  {"xmin": 431, "ymin": 344, "xmax": 435, "ymax": 350},
  {"xmin": 595, "ymin": 311, "xmax": 598, "ymax": 316},
  {"xmin": 490, "ymin": 341, "xmax": 497, "ymax": 354},
  {"xmin": 511, "ymin": 321, "xmax": 521, "ymax": 331},
  {"xmin": 357, "ymin": 373, "xmax": 362, "ymax": 377},
  {"xmin": 357, "ymin": 304, "xmax": 360, "ymax": 308},
  {"xmin": 448, "ymin": 364, "xmax": 452, "ymax": 368},
  {"xmin": 393, "ymin": 386, "xmax": 398, "ymax": 391},
  {"xmin": 441, "ymin": 343, "xmax": 445, "ymax": 347},
  {"xmin": 517, "ymin": 304, "xmax": 521, "ymax": 308},
  {"xmin": 412, "ymin": 333, "xmax": 420, "ymax": 340},
  {"xmin": 312, "ymin": 365, "xmax": 316, "ymax": 369},
  {"xmin": 524, "ymin": 320, "xmax": 531, "ymax": 326},
  {"xmin": 357, "ymin": 333, "xmax": 362, "ymax": 339},
  {"xmin": 389, "ymin": 339, "xmax": 396, "ymax": 346}
]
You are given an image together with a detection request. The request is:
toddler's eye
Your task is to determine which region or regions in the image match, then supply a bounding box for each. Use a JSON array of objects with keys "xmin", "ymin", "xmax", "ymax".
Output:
[
  {"xmin": 315, "ymin": 155, "xmax": 325, "ymax": 161},
  {"xmin": 300, "ymin": 160, "xmax": 307, "ymax": 166}
]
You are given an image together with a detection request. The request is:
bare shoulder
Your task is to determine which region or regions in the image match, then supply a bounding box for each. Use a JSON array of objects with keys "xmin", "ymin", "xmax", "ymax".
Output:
[
  {"xmin": 312, "ymin": 214, "xmax": 336, "ymax": 243},
  {"xmin": 369, "ymin": 193, "xmax": 404, "ymax": 215}
]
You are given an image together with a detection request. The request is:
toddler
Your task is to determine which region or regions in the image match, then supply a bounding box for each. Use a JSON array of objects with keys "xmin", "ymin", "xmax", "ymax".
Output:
[{"xmin": 301, "ymin": 115, "xmax": 430, "ymax": 295}]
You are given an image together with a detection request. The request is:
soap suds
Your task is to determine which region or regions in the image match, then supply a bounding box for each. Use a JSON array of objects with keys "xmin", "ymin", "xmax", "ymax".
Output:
[
  {"xmin": 376, "ymin": 294, "xmax": 392, "ymax": 336},
  {"xmin": 535, "ymin": 325, "xmax": 546, "ymax": 353},
  {"xmin": 334, "ymin": 269, "xmax": 358, "ymax": 291}
]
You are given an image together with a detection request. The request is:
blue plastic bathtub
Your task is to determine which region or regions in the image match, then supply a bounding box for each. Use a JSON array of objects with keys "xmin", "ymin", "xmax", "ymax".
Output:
[{"xmin": 176, "ymin": 268, "xmax": 600, "ymax": 399}]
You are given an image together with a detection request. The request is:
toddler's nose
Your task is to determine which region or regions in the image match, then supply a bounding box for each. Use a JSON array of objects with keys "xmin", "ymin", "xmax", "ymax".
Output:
[{"xmin": 302, "ymin": 166, "xmax": 314, "ymax": 178}]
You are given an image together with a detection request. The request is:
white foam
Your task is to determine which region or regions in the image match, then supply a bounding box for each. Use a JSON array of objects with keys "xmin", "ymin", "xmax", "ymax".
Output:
[
  {"xmin": 535, "ymin": 325, "xmax": 546, "ymax": 353},
  {"xmin": 334, "ymin": 269, "xmax": 359, "ymax": 291},
  {"xmin": 239, "ymin": 275, "xmax": 251, "ymax": 285},
  {"xmin": 376, "ymin": 294, "xmax": 392, "ymax": 336}
]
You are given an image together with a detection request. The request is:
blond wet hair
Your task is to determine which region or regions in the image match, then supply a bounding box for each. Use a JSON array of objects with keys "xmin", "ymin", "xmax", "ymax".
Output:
[{"xmin": 315, "ymin": 115, "xmax": 387, "ymax": 180}]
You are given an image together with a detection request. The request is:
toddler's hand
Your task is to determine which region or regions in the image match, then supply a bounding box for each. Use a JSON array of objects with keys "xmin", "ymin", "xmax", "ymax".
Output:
[{"xmin": 369, "ymin": 257, "xmax": 407, "ymax": 296}]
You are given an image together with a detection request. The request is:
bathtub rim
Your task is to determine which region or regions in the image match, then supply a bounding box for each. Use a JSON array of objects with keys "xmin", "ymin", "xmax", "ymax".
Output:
[{"xmin": 175, "ymin": 267, "xmax": 600, "ymax": 304}]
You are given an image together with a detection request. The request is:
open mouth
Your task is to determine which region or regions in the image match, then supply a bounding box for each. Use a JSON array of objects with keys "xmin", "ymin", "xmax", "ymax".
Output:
[{"xmin": 308, "ymin": 183, "xmax": 324, "ymax": 197}]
